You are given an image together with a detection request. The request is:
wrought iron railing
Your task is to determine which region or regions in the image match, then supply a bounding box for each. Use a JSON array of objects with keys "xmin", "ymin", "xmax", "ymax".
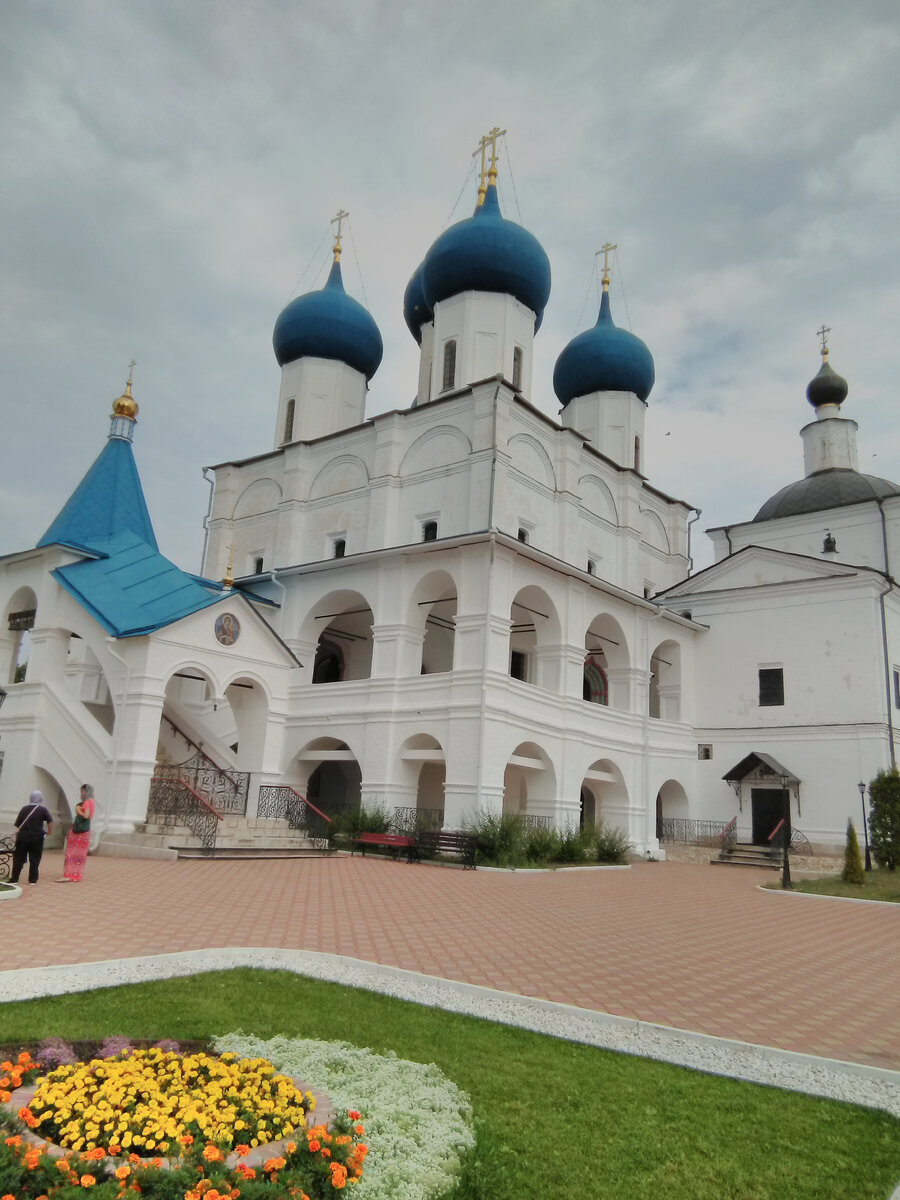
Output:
[
  {"xmin": 160, "ymin": 715, "xmax": 249, "ymax": 815},
  {"xmin": 769, "ymin": 822, "xmax": 812, "ymax": 856},
  {"xmin": 257, "ymin": 785, "xmax": 332, "ymax": 845},
  {"xmin": 524, "ymin": 814, "xmax": 553, "ymax": 831},
  {"xmin": 147, "ymin": 775, "xmax": 222, "ymax": 853},
  {"xmin": 720, "ymin": 815, "xmax": 738, "ymax": 851},
  {"xmin": 391, "ymin": 807, "xmax": 445, "ymax": 834},
  {"xmin": 658, "ymin": 817, "xmax": 730, "ymax": 846},
  {"xmin": 0, "ymin": 834, "xmax": 14, "ymax": 881}
]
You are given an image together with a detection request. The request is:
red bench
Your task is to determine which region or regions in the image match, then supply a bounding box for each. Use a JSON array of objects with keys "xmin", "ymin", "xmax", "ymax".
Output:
[{"xmin": 351, "ymin": 832, "xmax": 417, "ymax": 862}]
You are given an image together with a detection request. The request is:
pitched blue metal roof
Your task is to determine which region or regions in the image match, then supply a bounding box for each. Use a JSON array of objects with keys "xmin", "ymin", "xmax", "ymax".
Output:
[
  {"xmin": 37, "ymin": 435, "xmax": 158, "ymax": 554},
  {"xmin": 52, "ymin": 530, "xmax": 225, "ymax": 637}
]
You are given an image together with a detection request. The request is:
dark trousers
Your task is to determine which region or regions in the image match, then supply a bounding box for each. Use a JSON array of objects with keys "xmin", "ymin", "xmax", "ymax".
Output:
[{"xmin": 11, "ymin": 837, "xmax": 44, "ymax": 884}]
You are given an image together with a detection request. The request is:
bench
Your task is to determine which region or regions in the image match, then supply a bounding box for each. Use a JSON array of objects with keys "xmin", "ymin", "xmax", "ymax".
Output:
[
  {"xmin": 415, "ymin": 829, "xmax": 477, "ymax": 870},
  {"xmin": 351, "ymin": 831, "xmax": 417, "ymax": 863}
]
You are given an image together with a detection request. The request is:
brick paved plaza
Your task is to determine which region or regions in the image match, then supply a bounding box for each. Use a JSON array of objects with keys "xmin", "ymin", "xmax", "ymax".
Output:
[{"xmin": 4, "ymin": 853, "xmax": 899, "ymax": 1070}]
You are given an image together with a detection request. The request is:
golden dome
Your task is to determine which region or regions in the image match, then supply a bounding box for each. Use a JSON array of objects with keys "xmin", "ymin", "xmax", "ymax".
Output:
[{"xmin": 112, "ymin": 378, "xmax": 139, "ymax": 420}]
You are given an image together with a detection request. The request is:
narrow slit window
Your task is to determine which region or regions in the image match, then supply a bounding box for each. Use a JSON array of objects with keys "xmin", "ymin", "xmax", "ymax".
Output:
[
  {"xmin": 512, "ymin": 347, "xmax": 523, "ymax": 390},
  {"xmin": 441, "ymin": 340, "xmax": 457, "ymax": 391},
  {"xmin": 333, "ymin": 538, "xmax": 346, "ymax": 559},
  {"xmin": 759, "ymin": 667, "xmax": 784, "ymax": 707},
  {"xmin": 422, "ymin": 520, "xmax": 438, "ymax": 542},
  {"xmin": 283, "ymin": 398, "xmax": 295, "ymax": 444}
]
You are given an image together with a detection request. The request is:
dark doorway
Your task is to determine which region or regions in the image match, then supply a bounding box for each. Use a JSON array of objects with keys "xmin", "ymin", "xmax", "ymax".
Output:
[{"xmin": 751, "ymin": 788, "xmax": 785, "ymax": 844}]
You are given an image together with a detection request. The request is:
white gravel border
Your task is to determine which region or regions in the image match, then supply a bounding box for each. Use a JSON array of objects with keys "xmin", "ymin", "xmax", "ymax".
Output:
[{"xmin": 2, "ymin": 947, "xmax": 899, "ymax": 1128}]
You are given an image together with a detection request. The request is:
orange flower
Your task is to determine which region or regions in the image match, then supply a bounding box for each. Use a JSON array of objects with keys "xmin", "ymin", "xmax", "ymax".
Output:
[
  {"xmin": 80, "ymin": 1175, "xmax": 97, "ymax": 1188},
  {"xmin": 3, "ymin": 1193, "xmax": 17, "ymax": 1199},
  {"xmin": 307, "ymin": 1139, "xmax": 321, "ymax": 1153},
  {"xmin": 115, "ymin": 1165, "xmax": 131, "ymax": 1180},
  {"xmin": 285, "ymin": 1140, "xmax": 297, "ymax": 1153},
  {"xmin": 234, "ymin": 1143, "xmax": 251, "ymax": 1157},
  {"xmin": 202, "ymin": 1144, "xmax": 224, "ymax": 1162},
  {"xmin": 354, "ymin": 1124, "xmax": 365, "ymax": 1136},
  {"xmin": 86, "ymin": 1146, "xmax": 106, "ymax": 1161},
  {"xmin": 4, "ymin": 1136, "xmax": 21, "ymax": 1147},
  {"xmin": 346, "ymin": 1111, "xmax": 360, "ymax": 1120},
  {"xmin": 180, "ymin": 1133, "xmax": 195, "ymax": 1146}
]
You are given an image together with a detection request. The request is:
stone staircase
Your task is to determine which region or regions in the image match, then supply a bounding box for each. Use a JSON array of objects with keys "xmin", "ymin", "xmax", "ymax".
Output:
[
  {"xmin": 97, "ymin": 816, "xmax": 332, "ymax": 861},
  {"xmin": 711, "ymin": 841, "xmax": 780, "ymax": 870}
]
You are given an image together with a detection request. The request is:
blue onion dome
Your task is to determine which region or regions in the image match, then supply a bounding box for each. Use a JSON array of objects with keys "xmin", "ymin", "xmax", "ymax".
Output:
[
  {"xmin": 421, "ymin": 184, "xmax": 551, "ymax": 330},
  {"xmin": 553, "ymin": 289, "xmax": 655, "ymax": 406},
  {"xmin": 273, "ymin": 259, "xmax": 383, "ymax": 379},
  {"xmin": 403, "ymin": 261, "xmax": 433, "ymax": 344},
  {"xmin": 806, "ymin": 357, "xmax": 848, "ymax": 409}
]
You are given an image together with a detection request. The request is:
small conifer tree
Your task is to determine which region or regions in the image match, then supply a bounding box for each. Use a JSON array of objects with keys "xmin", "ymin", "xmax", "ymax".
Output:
[
  {"xmin": 869, "ymin": 768, "xmax": 900, "ymax": 871},
  {"xmin": 842, "ymin": 819, "xmax": 865, "ymax": 885}
]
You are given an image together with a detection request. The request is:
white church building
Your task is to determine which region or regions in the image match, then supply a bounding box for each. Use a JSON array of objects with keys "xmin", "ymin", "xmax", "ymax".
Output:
[{"xmin": 2, "ymin": 146, "xmax": 897, "ymax": 858}]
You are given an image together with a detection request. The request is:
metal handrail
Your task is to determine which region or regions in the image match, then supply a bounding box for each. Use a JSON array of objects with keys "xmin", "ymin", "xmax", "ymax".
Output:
[
  {"xmin": 257, "ymin": 785, "xmax": 332, "ymax": 846},
  {"xmin": 160, "ymin": 714, "xmax": 249, "ymax": 815},
  {"xmin": 147, "ymin": 774, "xmax": 223, "ymax": 854}
]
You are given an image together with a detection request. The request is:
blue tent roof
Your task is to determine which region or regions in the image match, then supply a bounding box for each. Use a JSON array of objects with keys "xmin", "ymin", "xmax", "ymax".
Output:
[
  {"xmin": 37, "ymin": 435, "xmax": 158, "ymax": 554},
  {"xmin": 52, "ymin": 530, "xmax": 225, "ymax": 637}
]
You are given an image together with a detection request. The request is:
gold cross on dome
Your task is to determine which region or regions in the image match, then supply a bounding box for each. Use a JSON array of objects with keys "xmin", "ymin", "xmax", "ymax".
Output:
[
  {"xmin": 127, "ymin": 359, "xmax": 136, "ymax": 384},
  {"xmin": 595, "ymin": 242, "xmax": 617, "ymax": 290},
  {"xmin": 472, "ymin": 126, "xmax": 506, "ymax": 204},
  {"xmin": 816, "ymin": 324, "xmax": 831, "ymax": 360},
  {"xmin": 331, "ymin": 208, "xmax": 349, "ymax": 261}
]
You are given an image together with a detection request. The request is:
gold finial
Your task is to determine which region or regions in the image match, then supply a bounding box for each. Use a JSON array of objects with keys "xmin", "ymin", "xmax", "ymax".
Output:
[
  {"xmin": 111, "ymin": 360, "xmax": 139, "ymax": 419},
  {"xmin": 331, "ymin": 208, "xmax": 349, "ymax": 262},
  {"xmin": 817, "ymin": 324, "xmax": 831, "ymax": 362},
  {"xmin": 596, "ymin": 243, "xmax": 617, "ymax": 292},
  {"xmin": 222, "ymin": 544, "xmax": 234, "ymax": 590},
  {"xmin": 472, "ymin": 126, "xmax": 506, "ymax": 205}
]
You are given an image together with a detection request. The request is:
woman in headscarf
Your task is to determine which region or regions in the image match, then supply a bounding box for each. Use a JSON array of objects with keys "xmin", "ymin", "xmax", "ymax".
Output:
[{"xmin": 57, "ymin": 784, "xmax": 95, "ymax": 883}]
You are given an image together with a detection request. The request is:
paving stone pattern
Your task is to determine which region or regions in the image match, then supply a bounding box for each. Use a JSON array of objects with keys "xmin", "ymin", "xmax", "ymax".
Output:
[{"xmin": 7, "ymin": 854, "xmax": 899, "ymax": 1070}]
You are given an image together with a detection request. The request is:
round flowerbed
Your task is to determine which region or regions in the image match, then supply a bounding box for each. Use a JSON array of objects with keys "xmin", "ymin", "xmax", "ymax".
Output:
[
  {"xmin": 1, "ymin": 1047, "xmax": 367, "ymax": 1198},
  {"xmin": 1, "ymin": 1036, "xmax": 474, "ymax": 1200}
]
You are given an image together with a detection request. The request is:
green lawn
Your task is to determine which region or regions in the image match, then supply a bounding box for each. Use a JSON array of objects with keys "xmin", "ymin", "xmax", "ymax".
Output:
[
  {"xmin": 1, "ymin": 969, "xmax": 898, "ymax": 1199},
  {"xmin": 782, "ymin": 867, "xmax": 900, "ymax": 903}
]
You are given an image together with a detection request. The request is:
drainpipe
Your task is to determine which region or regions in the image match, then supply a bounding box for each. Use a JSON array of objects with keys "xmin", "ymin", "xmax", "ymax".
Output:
[
  {"xmin": 878, "ymin": 580, "xmax": 896, "ymax": 770},
  {"xmin": 200, "ymin": 467, "xmax": 215, "ymax": 575},
  {"xmin": 723, "ymin": 524, "xmax": 734, "ymax": 558},
  {"xmin": 686, "ymin": 507, "xmax": 702, "ymax": 575}
]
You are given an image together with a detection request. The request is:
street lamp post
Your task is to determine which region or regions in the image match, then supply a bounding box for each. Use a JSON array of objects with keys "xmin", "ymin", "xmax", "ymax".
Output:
[
  {"xmin": 779, "ymin": 774, "xmax": 792, "ymax": 890},
  {"xmin": 858, "ymin": 781, "xmax": 872, "ymax": 872}
]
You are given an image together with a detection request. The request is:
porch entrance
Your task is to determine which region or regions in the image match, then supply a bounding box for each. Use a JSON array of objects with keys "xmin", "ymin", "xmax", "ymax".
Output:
[{"xmin": 751, "ymin": 788, "xmax": 785, "ymax": 845}]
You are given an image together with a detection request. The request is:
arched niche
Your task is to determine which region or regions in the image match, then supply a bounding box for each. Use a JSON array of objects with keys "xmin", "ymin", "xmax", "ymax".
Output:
[
  {"xmin": 508, "ymin": 585, "xmax": 562, "ymax": 687},
  {"xmin": 583, "ymin": 613, "xmax": 630, "ymax": 709},
  {"xmin": 649, "ymin": 638, "xmax": 682, "ymax": 721},
  {"xmin": 287, "ymin": 736, "xmax": 362, "ymax": 824},
  {"xmin": 397, "ymin": 733, "xmax": 446, "ymax": 830},
  {"xmin": 2, "ymin": 586, "xmax": 37, "ymax": 684},
  {"xmin": 408, "ymin": 569, "xmax": 458, "ymax": 675},
  {"xmin": 502, "ymin": 741, "xmax": 557, "ymax": 818},
  {"xmin": 300, "ymin": 589, "xmax": 374, "ymax": 683},
  {"xmin": 579, "ymin": 758, "xmax": 628, "ymax": 827}
]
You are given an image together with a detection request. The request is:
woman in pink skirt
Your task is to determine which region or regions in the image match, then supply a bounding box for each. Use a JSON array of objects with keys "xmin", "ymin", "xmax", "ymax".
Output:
[{"xmin": 58, "ymin": 784, "xmax": 95, "ymax": 882}]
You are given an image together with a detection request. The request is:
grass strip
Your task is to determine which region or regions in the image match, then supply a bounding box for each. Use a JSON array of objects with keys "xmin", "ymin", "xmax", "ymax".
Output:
[
  {"xmin": 0, "ymin": 968, "xmax": 898, "ymax": 1199},
  {"xmin": 785, "ymin": 868, "xmax": 900, "ymax": 903}
]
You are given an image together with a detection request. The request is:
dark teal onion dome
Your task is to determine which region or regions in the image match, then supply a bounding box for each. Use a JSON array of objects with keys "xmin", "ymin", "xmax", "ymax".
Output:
[
  {"xmin": 273, "ymin": 260, "xmax": 383, "ymax": 379},
  {"xmin": 553, "ymin": 289, "xmax": 655, "ymax": 405},
  {"xmin": 403, "ymin": 262, "xmax": 433, "ymax": 344},
  {"xmin": 421, "ymin": 185, "xmax": 551, "ymax": 330},
  {"xmin": 754, "ymin": 469, "xmax": 900, "ymax": 521},
  {"xmin": 806, "ymin": 358, "xmax": 849, "ymax": 409}
]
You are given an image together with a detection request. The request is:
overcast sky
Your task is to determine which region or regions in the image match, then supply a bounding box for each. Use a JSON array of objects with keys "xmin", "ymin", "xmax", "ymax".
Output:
[{"xmin": 2, "ymin": 0, "xmax": 898, "ymax": 575}]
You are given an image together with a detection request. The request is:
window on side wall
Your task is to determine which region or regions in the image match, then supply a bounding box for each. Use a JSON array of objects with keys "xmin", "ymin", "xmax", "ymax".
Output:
[
  {"xmin": 333, "ymin": 538, "xmax": 346, "ymax": 559},
  {"xmin": 758, "ymin": 667, "xmax": 784, "ymax": 707},
  {"xmin": 441, "ymin": 340, "xmax": 457, "ymax": 392},
  {"xmin": 894, "ymin": 668, "xmax": 900, "ymax": 708},
  {"xmin": 512, "ymin": 346, "xmax": 523, "ymax": 390},
  {"xmin": 422, "ymin": 520, "xmax": 438, "ymax": 542},
  {"xmin": 283, "ymin": 398, "xmax": 295, "ymax": 444},
  {"xmin": 510, "ymin": 650, "xmax": 529, "ymax": 682}
]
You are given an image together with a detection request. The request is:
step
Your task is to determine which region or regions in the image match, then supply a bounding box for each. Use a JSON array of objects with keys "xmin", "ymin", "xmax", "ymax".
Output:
[
  {"xmin": 710, "ymin": 857, "xmax": 780, "ymax": 869},
  {"xmin": 172, "ymin": 845, "xmax": 335, "ymax": 860}
]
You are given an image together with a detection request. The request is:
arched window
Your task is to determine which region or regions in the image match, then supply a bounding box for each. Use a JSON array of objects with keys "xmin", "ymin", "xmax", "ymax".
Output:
[
  {"xmin": 441, "ymin": 340, "xmax": 457, "ymax": 392},
  {"xmin": 333, "ymin": 538, "xmax": 346, "ymax": 559},
  {"xmin": 283, "ymin": 398, "xmax": 295, "ymax": 444},
  {"xmin": 312, "ymin": 641, "xmax": 344, "ymax": 684},
  {"xmin": 583, "ymin": 656, "xmax": 609, "ymax": 705},
  {"xmin": 633, "ymin": 435, "xmax": 641, "ymax": 472}
]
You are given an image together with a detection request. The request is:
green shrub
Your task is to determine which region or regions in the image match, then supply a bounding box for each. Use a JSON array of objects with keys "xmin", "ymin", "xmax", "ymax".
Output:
[
  {"xmin": 331, "ymin": 801, "xmax": 393, "ymax": 840},
  {"xmin": 842, "ymin": 819, "xmax": 865, "ymax": 885},
  {"xmin": 591, "ymin": 821, "xmax": 633, "ymax": 864},
  {"xmin": 524, "ymin": 823, "xmax": 562, "ymax": 863},
  {"xmin": 553, "ymin": 822, "xmax": 594, "ymax": 863},
  {"xmin": 463, "ymin": 811, "xmax": 528, "ymax": 867},
  {"xmin": 868, "ymin": 769, "xmax": 900, "ymax": 871}
]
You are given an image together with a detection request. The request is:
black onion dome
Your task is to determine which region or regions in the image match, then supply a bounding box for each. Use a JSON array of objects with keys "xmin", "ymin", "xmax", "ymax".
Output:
[
  {"xmin": 753, "ymin": 469, "xmax": 900, "ymax": 521},
  {"xmin": 807, "ymin": 359, "xmax": 849, "ymax": 409}
]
